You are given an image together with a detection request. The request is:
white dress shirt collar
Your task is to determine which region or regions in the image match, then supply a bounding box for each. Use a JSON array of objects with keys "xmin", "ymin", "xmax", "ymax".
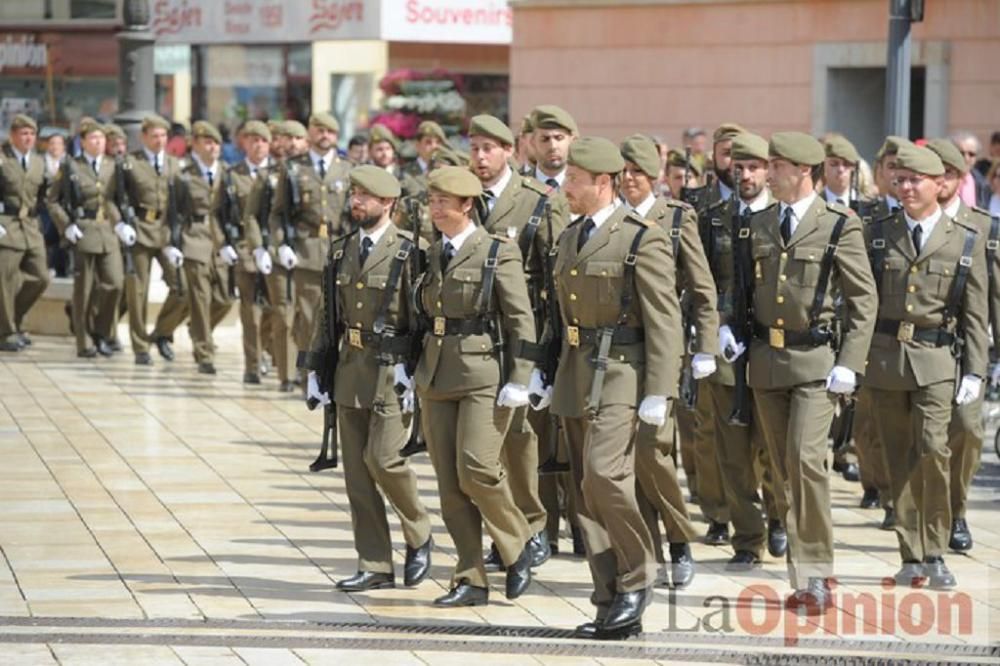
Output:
[
  {"xmin": 903, "ymin": 205, "xmax": 943, "ymax": 240},
  {"xmin": 740, "ymin": 189, "xmax": 770, "ymax": 215},
  {"xmin": 778, "ymin": 192, "xmax": 818, "ymax": 237},
  {"xmin": 535, "ymin": 166, "xmax": 565, "ymax": 189},
  {"xmin": 442, "ymin": 221, "xmax": 478, "ymax": 253},
  {"xmin": 359, "ymin": 221, "xmax": 391, "ymax": 251},
  {"xmin": 143, "ymin": 147, "xmax": 165, "ymax": 166},
  {"xmin": 192, "ymin": 154, "xmax": 217, "ymax": 181},
  {"xmin": 485, "ymin": 165, "xmax": 513, "ymax": 200},
  {"xmin": 590, "ymin": 200, "xmax": 620, "ymax": 230},
  {"xmin": 718, "ymin": 180, "xmax": 733, "ymax": 202},
  {"xmin": 942, "ymin": 196, "xmax": 962, "ymax": 220},
  {"xmin": 417, "ymin": 157, "xmax": 430, "ymax": 174},
  {"xmin": 824, "ymin": 186, "xmax": 852, "ymax": 205},
  {"xmin": 309, "ymin": 149, "xmax": 334, "ymax": 175},
  {"xmin": 83, "ymin": 152, "xmax": 102, "ymax": 172},
  {"xmin": 629, "ymin": 193, "xmax": 657, "ymax": 219},
  {"xmin": 989, "ymin": 193, "xmax": 1000, "ymax": 217}
]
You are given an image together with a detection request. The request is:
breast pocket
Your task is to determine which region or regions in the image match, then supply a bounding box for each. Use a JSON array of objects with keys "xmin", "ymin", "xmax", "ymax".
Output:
[
  {"xmin": 752, "ymin": 244, "xmax": 775, "ymax": 285},
  {"xmin": 584, "ymin": 260, "xmax": 623, "ymax": 304},
  {"xmin": 926, "ymin": 259, "xmax": 956, "ymax": 299},
  {"xmin": 788, "ymin": 246, "xmax": 823, "ymax": 287},
  {"xmin": 450, "ymin": 267, "xmax": 482, "ymax": 310},
  {"xmin": 880, "ymin": 257, "xmax": 910, "ymax": 295}
]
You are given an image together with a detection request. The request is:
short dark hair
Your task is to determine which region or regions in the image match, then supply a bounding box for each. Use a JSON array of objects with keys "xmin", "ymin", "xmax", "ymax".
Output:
[
  {"xmin": 991, "ymin": 131, "xmax": 1000, "ymax": 145},
  {"xmin": 348, "ymin": 134, "xmax": 367, "ymax": 148}
]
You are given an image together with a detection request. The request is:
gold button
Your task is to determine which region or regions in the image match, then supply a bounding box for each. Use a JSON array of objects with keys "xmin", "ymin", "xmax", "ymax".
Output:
[
  {"xmin": 908, "ymin": 285, "xmax": 916, "ymax": 293},
  {"xmin": 437, "ymin": 339, "xmax": 443, "ymax": 346},
  {"xmin": 356, "ymin": 282, "xmax": 364, "ymax": 289},
  {"xmin": 911, "ymin": 266, "xmax": 919, "ymax": 274},
  {"xmin": 776, "ymin": 296, "xmax": 785, "ymax": 304},
  {"xmin": 572, "ymin": 317, "xmax": 579, "ymax": 324},
  {"xmin": 570, "ymin": 293, "xmax": 577, "ymax": 301},
  {"xmin": 618, "ymin": 355, "xmax": 625, "ymax": 361},
  {"xmin": 776, "ymin": 318, "xmax": 784, "ymax": 326},
  {"xmin": 808, "ymin": 254, "xmax": 815, "ymax": 260},
  {"xmin": 906, "ymin": 304, "xmax": 913, "ymax": 312},
  {"xmin": 570, "ymin": 269, "xmax": 579, "ymax": 277},
  {"xmin": 779, "ymin": 274, "xmax": 787, "ymax": 281},
  {"xmin": 356, "ymin": 302, "xmax": 363, "ymax": 309},
  {"xmin": 601, "ymin": 270, "xmax": 607, "ymax": 276},
  {"xmin": 481, "ymin": 344, "xmax": 488, "ymax": 350},
  {"xmin": 780, "ymin": 252, "xmax": 787, "ymax": 259},
  {"xmin": 436, "ymin": 301, "xmax": 442, "ymax": 308}
]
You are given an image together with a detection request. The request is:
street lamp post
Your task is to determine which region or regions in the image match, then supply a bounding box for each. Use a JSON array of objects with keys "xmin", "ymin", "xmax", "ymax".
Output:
[
  {"xmin": 114, "ymin": 0, "xmax": 156, "ymax": 148},
  {"xmin": 884, "ymin": 0, "xmax": 925, "ymax": 139}
]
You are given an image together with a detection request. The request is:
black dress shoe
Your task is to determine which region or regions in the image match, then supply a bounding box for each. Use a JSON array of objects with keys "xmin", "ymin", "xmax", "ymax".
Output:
[
  {"xmin": 0, "ymin": 340, "xmax": 21, "ymax": 352},
  {"xmin": 603, "ymin": 588, "xmax": 650, "ymax": 631},
  {"xmin": 949, "ymin": 517, "xmax": 973, "ymax": 552},
  {"xmin": 108, "ymin": 337, "xmax": 124, "ymax": 353},
  {"xmin": 529, "ymin": 531, "xmax": 551, "ymax": 568},
  {"xmin": 135, "ymin": 352, "xmax": 154, "ymax": 365},
  {"xmin": 573, "ymin": 620, "xmax": 602, "ymax": 639},
  {"xmin": 833, "ymin": 460, "xmax": 860, "ymax": 482},
  {"xmin": 571, "ymin": 525, "xmax": 586, "ymax": 556},
  {"xmin": 860, "ymin": 487, "xmax": 880, "ymax": 509},
  {"xmin": 880, "ymin": 507, "xmax": 896, "ymax": 530},
  {"xmin": 155, "ymin": 336, "xmax": 175, "ymax": 361},
  {"xmin": 725, "ymin": 550, "xmax": 762, "ymax": 572},
  {"xmin": 198, "ymin": 362, "xmax": 217, "ymax": 375},
  {"xmin": 893, "ymin": 560, "xmax": 926, "ymax": 588},
  {"xmin": 483, "ymin": 542, "xmax": 505, "ymax": 572},
  {"xmin": 434, "ymin": 582, "xmax": 488, "ymax": 607},
  {"xmin": 767, "ymin": 519, "xmax": 788, "ymax": 558},
  {"xmin": 404, "ymin": 537, "xmax": 432, "ymax": 587},
  {"xmin": 923, "ymin": 557, "xmax": 957, "ymax": 589},
  {"xmin": 785, "ymin": 578, "xmax": 833, "ymax": 615},
  {"xmin": 77, "ymin": 347, "xmax": 98, "ymax": 358},
  {"xmin": 243, "ymin": 372, "xmax": 261, "ymax": 385},
  {"xmin": 278, "ymin": 380, "xmax": 296, "ymax": 393},
  {"xmin": 95, "ymin": 338, "xmax": 113, "ymax": 357},
  {"xmin": 17, "ymin": 331, "xmax": 32, "ymax": 347},
  {"xmin": 669, "ymin": 542, "xmax": 695, "ymax": 588},
  {"xmin": 505, "ymin": 543, "xmax": 532, "ymax": 599},
  {"xmin": 336, "ymin": 571, "xmax": 395, "ymax": 592},
  {"xmin": 704, "ymin": 521, "xmax": 730, "ymax": 545}
]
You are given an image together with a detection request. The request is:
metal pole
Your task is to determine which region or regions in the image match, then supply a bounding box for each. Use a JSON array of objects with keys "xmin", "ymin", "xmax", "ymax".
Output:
[
  {"xmin": 114, "ymin": 0, "xmax": 156, "ymax": 149},
  {"xmin": 884, "ymin": 0, "xmax": 913, "ymax": 138}
]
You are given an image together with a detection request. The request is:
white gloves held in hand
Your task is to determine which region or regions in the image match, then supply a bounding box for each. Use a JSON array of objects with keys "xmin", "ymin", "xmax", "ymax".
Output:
[
  {"xmin": 393, "ymin": 363, "xmax": 415, "ymax": 414},
  {"xmin": 528, "ymin": 367, "xmax": 552, "ymax": 410},
  {"xmin": 497, "ymin": 382, "xmax": 530, "ymax": 408},
  {"xmin": 719, "ymin": 325, "xmax": 746, "ymax": 363},
  {"xmin": 253, "ymin": 247, "xmax": 273, "ymax": 275},
  {"xmin": 278, "ymin": 244, "xmax": 298, "ymax": 270},
  {"xmin": 955, "ymin": 374, "xmax": 982, "ymax": 406},
  {"xmin": 219, "ymin": 245, "xmax": 238, "ymax": 266},
  {"xmin": 0, "ymin": 224, "xmax": 7, "ymax": 240},
  {"xmin": 637, "ymin": 395, "xmax": 669, "ymax": 426},
  {"xmin": 163, "ymin": 245, "xmax": 184, "ymax": 268},
  {"xmin": 825, "ymin": 365, "xmax": 856, "ymax": 394},
  {"xmin": 114, "ymin": 222, "xmax": 136, "ymax": 246},
  {"xmin": 691, "ymin": 352, "xmax": 717, "ymax": 380},
  {"xmin": 306, "ymin": 370, "xmax": 330, "ymax": 407},
  {"xmin": 64, "ymin": 223, "xmax": 84, "ymax": 244}
]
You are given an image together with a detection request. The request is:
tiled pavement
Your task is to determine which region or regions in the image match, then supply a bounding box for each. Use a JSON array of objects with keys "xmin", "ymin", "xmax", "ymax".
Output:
[{"xmin": 0, "ymin": 325, "xmax": 997, "ymax": 665}]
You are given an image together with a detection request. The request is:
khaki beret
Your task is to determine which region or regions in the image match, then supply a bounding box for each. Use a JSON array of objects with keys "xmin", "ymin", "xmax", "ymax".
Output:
[
  {"xmin": 824, "ymin": 135, "xmax": 860, "ymax": 164},
  {"xmin": 877, "ymin": 135, "xmax": 912, "ymax": 160},
  {"xmin": 769, "ymin": 131, "xmax": 825, "ymax": 166},
  {"xmin": 350, "ymin": 165, "xmax": 401, "ymax": 198},
  {"xmin": 428, "ymin": 165, "xmax": 482, "ymax": 198},
  {"xmin": 11, "ymin": 114, "xmax": 37, "ymax": 132},
  {"xmin": 469, "ymin": 114, "xmax": 514, "ymax": 146},
  {"xmin": 731, "ymin": 132, "xmax": 769, "ymax": 162},
  {"xmin": 267, "ymin": 120, "xmax": 282, "ymax": 135},
  {"xmin": 368, "ymin": 124, "xmax": 399, "ymax": 150},
  {"xmin": 78, "ymin": 119, "xmax": 105, "ymax": 138},
  {"xmin": 620, "ymin": 134, "xmax": 660, "ymax": 179},
  {"xmin": 431, "ymin": 146, "xmax": 466, "ymax": 168},
  {"xmin": 242, "ymin": 120, "xmax": 271, "ymax": 142},
  {"xmin": 519, "ymin": 113, "xmax": 534, "ymax": 135},
  {"xmin": 192, "ymin": 120, "xmax": 222, "ymax": 144},
  {"xmin": 103, "ymin": 123, "xmax": 126, "ymax": 140},
  {"xmin": 568, "ymin": 136, "xmax": 625, "ymax": 175},
  {"xmin": 531, "ymin": 105, "xmax": 578, "ymax": 135},
  {"xmin": 713, "ymin": 122, "xmax": 746, "ymax": 144},
  {"xmin": 895, "ymin": 143, "xmax": 944, "ymax": 176},
  {"xmin": 141, "ymin": 114, "xmax": 170, "ymax": 132},
  {"xmin": 926, "ymin": 138, "xmax": 967, "ymax": 174},
  {"xmin": 278, "ymin": 120, "xmax": 307, "ymax": 139},
  {"xmin": 666, "ymin": 149, "xmax": 704, "ymax": 177},
  {"xmin": 309, "ymin": 112, "xmax": 340, "ymax": 133},
  {"xmin": 416, "ymin": 120, "xmax": 447, "ymax": 142}
]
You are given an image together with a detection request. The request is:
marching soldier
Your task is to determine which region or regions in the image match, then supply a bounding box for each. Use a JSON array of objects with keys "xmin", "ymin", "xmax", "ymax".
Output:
[
  {"xmin": 736, "ymin": 132, "xmax": 876, "ymax": 612},
  {"xmin": 413, "ymin": 166, "xmax": 536, "ymax": 607},
  {"xmin": 619, "ymin": 133, "xmax": 715, "ymax": 587},
  {"xmin": 403, "ymin": 120, "xmax": 448, "ymax": 181},
  {"xmin": 664, "ymin": 149, "xmax": 703, "ymax": 200},
  {"xmin": 530, "ymin": 137, "xmax": 682, "ymax": 638},
  {"xmin": 516, "ymin": 113, "xmax": 536, "ymax": 176},
  {"xmin": 46, "ymin": 120, "xmax": 123, "ymax": 357},
  {"xmin": 0, "ymin": 114, "xmax": 51, "ymax": 351},
  {"xmin": 302, "ymin": 165, "xmax": 432, "ymax": 591},
  {"xmin": 530, "ymin": 105, "xmax": 576, "ymax": 189}
]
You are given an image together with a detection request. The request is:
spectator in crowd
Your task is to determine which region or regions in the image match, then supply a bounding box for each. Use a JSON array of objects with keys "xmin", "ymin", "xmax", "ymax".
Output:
[
  {"xmin": 166, "ymin": 122, "xmax": 188, "ymax": 157},
  {"xmin": 973, "ymin": 131, "xmax": 1000, "ymax": 181},
  {"xmin": 681, "ymin": 127, "xmax": 708, "ymax": 159},
  {"xmin": 347, "ymin": 133, "xmax": 368, "ymax": 164},
  {"xmin": 40, "ymin": 130, "xmax": 69, "ymax": 277},
  {"xmin": 950, "ymin": 130, "xmax": 990, "ymax": 208},
  {"xmin": 987, "ymin": 159, "xmax": 1000, "ymax": 217}
]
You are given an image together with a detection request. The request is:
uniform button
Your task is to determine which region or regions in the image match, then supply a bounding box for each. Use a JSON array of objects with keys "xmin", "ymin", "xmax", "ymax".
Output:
[
  {"xmin": 572, "ymin": 317, "xmax": 579, "ymax": 324},
  {"xmin": 570, "ymin": 269, "xmax": 578, "ymax": 276},
  {"xmin": 780, "ymin": 252, "xmax": 787, "ymax": 259},
  {"xmin": 906, "ymin": 304, "xmax": 914, "ymax": 312},
  {"xmin": 776, "ymin": 318, "xmax": 784, "ymax": 326},
  {"xmin": 601, "ymin": 270, "xmax": 607, "ymax": 276},
  {"xmin": 570, "ymin": 293, "xmax": 577, "ymax": 301},
  {"xmin": 481, "ymin": 343, "xmax": 488, "ymax": 350},
  {"xmin": 356, "ymin": 282, "xmax": 364, "ymax": 289},
  {"xmin": 776, "ymin": 296, "xmax": 785, "ymax": 304},
  {"xmin": 908, "ymin": 285, "xmax": 916, "ymax": 293},
  {"xmin": 356, "ymin": 302, "xmax": 363, "ymax": 309},
  {"xmin": 779, "ymin": 274, "xmax": 787, "ymax": 281},
  {"xmin": 911, "ymin": 266, "xmax": 919, "ymax": 274},
  {"xmin": 618, "ymin": 355, "xmax": 625, "ymax": 361},
  {"xmin": 437, "ymin": 339, "xmax": 443, "ymax": 347},
  {"xmin": 436, "ymin": 301, "xmax": 442, "ymax": 308}
]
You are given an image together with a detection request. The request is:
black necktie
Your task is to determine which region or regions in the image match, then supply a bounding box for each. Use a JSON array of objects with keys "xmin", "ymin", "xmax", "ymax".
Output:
[
  {"xmin": 359, "ymin": 236, "xmax": 373, "ymax": 267},
  {"xmin": 206, "ymin": 171, "xmax": 214, "ymax": 187},
  {"xmin": 91, "ymin": 160, "xmax": 98, "ymax": 174},
  {"xmin": 912, "ymin": 224, "xmax": 923, "ymax": 254},
  {"xmin": 152, "ymin": 155, "xmax": 160, "ymax": 175},
  {"xmin": 578, "ymin": 217, "xmax": 596, "ymax": 251},
  {"xmin": 318, "ymin": 159, "xmax": 326, "ymax": 180},
  {"xmin": 21, "ymin": 156, "xmax": 27, "ymax": 171},
  {"xmin": 836, "ymin": 198, "xmax": 846, "ymax": 207},
  {"xmin": 441, "ymin": 241, "xmax": 456, "ymax": 272},
  {"xmin": 546, "ymin": 178, "xmax": 559, "ymax": 191},
  {"xmin": 780, "ymin": 207, "xmax": 792, "ymax": 244}
]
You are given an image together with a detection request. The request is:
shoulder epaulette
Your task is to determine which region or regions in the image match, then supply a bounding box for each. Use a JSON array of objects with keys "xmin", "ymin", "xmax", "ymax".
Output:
[
  {"xmin": 489, "ymin": 233, "xmax": 512, "ymax": 243},
  {"xmin": 395, "ymin": 227, "xmax": 414, "ymax": 241},
  {"xmin": 624, "ymin": 210, "xmax": 655, "ymax": 228},
  {"xmin": 664, "ymin": 197, "xmax": 694, "ymax": 212},
  {"xmin": 972, "ymin": 205, "xmax": 993, "ymax": 218},
  {"xmin": 520, "ymin": 176, "xmax": 548, "ymax": 196},
  {"xmin": 825, "ymin": 199, "xmax": 853, "ymax": 216}
]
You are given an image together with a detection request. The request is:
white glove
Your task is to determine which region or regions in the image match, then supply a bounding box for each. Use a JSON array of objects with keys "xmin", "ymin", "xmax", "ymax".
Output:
[
  {"xmin": 163, "ymin": 245, "xmax": 184, "ymax": 268},
  {"xmin": 64, "ymin": 223, "xmax": 84, "ymax": 244},
  {"xmin": 719, "ymin": 325, "xmax": 746, "ymax": 363},
  {"xmin": 114, "ymin": 222, "xmax": 136, "ymax": 246},
  {"xmin": 527, "ymin": 367, "xmax": 552, "ymax": 410},
  {"xmin": 990, "ymin": 364, "xmax": 1000, "ymax": 388},
  {"xmin": 955, "ymin": 374, "xmax": 982, "ymax": 406},
  {"xmin": 306, "ymin": 370, "xmax": 330, "ymax": 407},
  {"xmin": 497, "ymin": 382, "xmax": 531, "ymax": 408},
  {"xmin": 253, "ymin": 247, "xmax": 273, "ymax": 275},
  {"xmin": 638, "ymin": 395, "xmax": 669, "ymax": 426},
  {"xmin": 0, "ymin": 224, "xmax": 6, "ymax": 240},
  {"xmin": 219, "ymin": 245, "xmax": 238, "ymax": 266},
  {"xmin": 393, "ymin": 363, "xmax": 415, "ymax": 414},
  {"xmin": 278, "ymin": 244, "xmax": 298, "ymax": 270},
  {"xmin": 691, "ymin": 352, "xmax": 717, "ymax": 380},
  {"xmin": 825, "ymin": 365, "xmax": 856, "ymax": 394}
]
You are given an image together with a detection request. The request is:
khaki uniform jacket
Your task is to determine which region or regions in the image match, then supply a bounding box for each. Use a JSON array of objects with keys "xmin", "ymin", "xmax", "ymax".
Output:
[
  {"xmin": 268, "ymin": 153, "xmax": 351, "ymax": 272},
  {"xmin": 747, "ymin": 197, "xmax": 877, "ymax": 389},
  {"xmin": 224, "ymin": 160, "xmax": 271, "ymax": 273},
  {"xmin": 241, "ymin": 161, "xmax": 279, "ymax": 252},
  {"xmin": 864, "ymin": 206, "xmax": 989, "ymax": 389},
  {"xmin": 972, "ymin": 203, "xmax": 1000, "ymax": 352},
  {"xmin": 550, "ymin": 206, "xmax": 682, "ymax": 418},
  {"xmin": 46, "ymin": 155, "xmax": 121, "ymax": 255},
  {"xmin": 177, "ymin": 162, "xmax": 224, "ymax": 265},
  {"xmin": 415, "ymin": 225, "xmax": 535, "ymax": 395},
  {"xmin": 0, "ymin": 144, "xmax": 46, "ymax": 252},
  {"xmin": 122, "ymin": 150, "xmax": 181, "ymax": 250}
]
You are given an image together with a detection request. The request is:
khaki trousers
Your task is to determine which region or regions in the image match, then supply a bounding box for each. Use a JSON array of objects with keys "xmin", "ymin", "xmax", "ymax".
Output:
[
  {"xmin": 0, "ymin": 243, "xmax": 50, "ymax": 342},
  {"xmin": 71, "ymin": 248, "xmax": 123, "ymax": 352},
  {"xmin": 183, "ymin": 259, "xmax": 232, "ymax": 364},
  {"xmin": 265, "ymin": 266, "xmax": 297, "ymax": 383},
  {"xmin": 502, "ymin": 406, "xmax": 548, "ymax": 535},
  {"xmin": 947, "ymin": 394, "xmax": 983, "ymax": 519},
  {"xmin": 854, "ymin": 388, "xmax": 893, "ymax": 504},
  {"xmin": 635, "ymin": 406, "xmax": 697, "ymax": 548},
  {"xmin": 235, "ymin": 265, "xmax": 267, "ymax": 374},
  {"xmin": 126, "ymin": 244, "xmax": 183, "ymax": 353},
  {"xmin": 537, "ymin": 411, "xmax": 579, "ymax": 544},
  {"xmin": 677, "ymin": 386, "xmax": 728, "ymax": 523}
]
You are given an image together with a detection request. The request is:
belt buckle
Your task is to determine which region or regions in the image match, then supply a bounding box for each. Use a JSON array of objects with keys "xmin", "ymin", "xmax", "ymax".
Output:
[
  {"xmin": 769, "ymin": 327, "xmax": 785, "ymax": 349},
  {"xmin": 433, "ymin": 316, "xmax": 446, "ymax": 336},
  {"xmin": 145, "ymin": 208, "xmax": 158, "ymax": 222},
  {"xmin": 567, "ymin": 325, "xmax": 580, "ymax": 347},
  {"xmin": 96, "ymin": 209, "xmax": 105, "ymax": 224},
  {"xmin": 348, "ymin": 328, "xmax": 363, "ymax": 349},
  {"xmin": 318, "ymin": 223, "xmax": 329, "ymax": 238},
  {"xmin": 897, "ymin": 321, "xmax": 915, "ymax": 342}
]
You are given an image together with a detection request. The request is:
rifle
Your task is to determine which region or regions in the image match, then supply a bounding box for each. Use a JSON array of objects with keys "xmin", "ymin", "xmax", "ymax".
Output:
[
  {"xmin": 728, "ymin": 181, "xmax": 753, "ymax": 427},
  {"xmin": 219, "ymin": 166, "xmax": 241, "ymax": 299},
  {"xmin": 113, "ymin": 156, "xmax": 137, "ymax": 275},
  {"xmin": 304, "ymin": 240, "xmax": 342, "ymax": 472},
  {"xmin": 61, "ymin": 158, "xmax": 86, "ymax": 274},
  {"xmin": 398, "ymin": 197, "xmax": 428, "ymax": 458},
  {"xmin": 255, "ymin": 172, "xmax": 275, "ymax": 305},
  {"xmin": 281, "ymin": 162, "xmax": 300, "ymax": 301},
  {"xmin": 166, "ymin": 176, "xmax": 185, "ymax": 296},
  {"xmin": 680, "ymin": 147, "xmax": 711, "ymax": 214}
]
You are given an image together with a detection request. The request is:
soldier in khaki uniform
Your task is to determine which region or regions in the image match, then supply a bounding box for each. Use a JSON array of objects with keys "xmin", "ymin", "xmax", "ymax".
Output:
[
  {"xmin": 926, "ymin": 138, "xmax": 996, "ymax": 554},
  {"xmin": 735, "ymin": 132, "xmax": 876, "ymax": 612},
  {"xmin": 121, "ymin": 114, "xmax": 185, "ymax": 366},
  {"xmin": 302, "ymin": 166, "xmax": 432, "ymax": 592},
  {"xmin": 467, "ymin": 114, "xmax": 566, "ymax": 570},
  {"xmin": 0, "ymin": 114, "xmax": 50, "ymax": 351},
  {"xmin": 530, "ymin": 137, "xmax": 682, "ymax": 638},
  {"xmin": 619, "ymin": 133, "xmax": 715, "ymax": 588},
  {"xmin": 46, "ymin": 120, "xmax": 123, "ymax": 357},
  {"xmin": 865, "ymin": 143, "xmax": 988, "ymax": 589},
  {"xmin": 403, "ymin": 120, "xmax": 447, "ymax": 181},
  {"xmin": 268, "ymin": 114, "xmax": 351, "ymax": 391},
  {"xmin": 414, "ymin": 166, "xmax": 536, "ymax": 607}
]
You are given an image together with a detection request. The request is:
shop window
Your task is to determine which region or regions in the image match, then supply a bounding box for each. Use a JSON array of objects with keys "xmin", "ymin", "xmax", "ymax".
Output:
[{"xmin": 331, "ymin": 73, "xmax": 375, "ymax": 148}]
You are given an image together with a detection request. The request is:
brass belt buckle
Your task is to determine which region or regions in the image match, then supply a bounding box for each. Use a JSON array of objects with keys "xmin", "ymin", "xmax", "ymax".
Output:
[
  {"xmin": 566, "ymin": 325, "xmax": 580, "ymax": 347},
  {"xmin": 769, "ymin": 327, "xmax": 785, "ymax": 349},
  {"xmin": 145, "ymin": 208, "xmax": 158, "ymax": 222},
  {"xmin": 433, "ymin": 316, "xmax": 446, "ymax": 336},
  {"xmin": 348, "ymin": 328, "xmax": 363, "ymax": 348},
  {"xmin": 897, "ymin": 321, "xmax": 915, "ymax": 342},
  {"xmin": 19, "ymin": 205, "xmax": 29, "ymax": 218}
]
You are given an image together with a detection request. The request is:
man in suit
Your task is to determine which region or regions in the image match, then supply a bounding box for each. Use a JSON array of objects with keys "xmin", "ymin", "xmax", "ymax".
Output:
[
  {"xmin": 0, "ymin": 114, "xmax": 51, "ymax": 351},
  {"xmin": 530, "ymin": 137, "xmax": 682, "ymax": 638},
  {"xmin": 736, "ymin": 132, "xmax": 877, "ymax": 612},
  {"xmin": 303, "ymin": 165, "xmax": 432, "ymax": 592}
]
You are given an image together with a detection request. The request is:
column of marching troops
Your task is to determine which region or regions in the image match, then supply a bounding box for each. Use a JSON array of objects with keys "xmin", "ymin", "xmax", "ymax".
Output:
[{"xmin": 1, "ymin": 105, "xmax": 996, "ymax": 640}]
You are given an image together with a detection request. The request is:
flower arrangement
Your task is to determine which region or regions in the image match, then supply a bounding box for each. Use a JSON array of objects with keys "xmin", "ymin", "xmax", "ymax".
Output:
[{"xmin": 370, "ymin": 68, "xmax": 467, "ymax": 139}]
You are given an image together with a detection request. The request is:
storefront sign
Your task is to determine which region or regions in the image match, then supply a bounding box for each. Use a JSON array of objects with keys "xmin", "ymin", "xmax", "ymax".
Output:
[{"xmin": 381, "ymin": 0, "xmax": 511, "ymax": 44}]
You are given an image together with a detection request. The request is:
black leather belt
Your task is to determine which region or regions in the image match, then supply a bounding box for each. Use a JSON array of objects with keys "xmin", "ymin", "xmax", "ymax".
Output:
[
  {"xmin": 343, "ymin": 329, "xmax": 413, "ymax": 353},
  {"xmin": 429, "ymin": 317, "xmax": 489, "ymax": 336},
  {"xmin": 565, "ymin": 326, "xmax": 644, "ymax": 347},
  {"xmin": 875, "ymin": 319, "xmax": 955, "ymax": 346},
  {"xmin": 752, "ymin": 321, "xmax": 832, "ymax": 349}
]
